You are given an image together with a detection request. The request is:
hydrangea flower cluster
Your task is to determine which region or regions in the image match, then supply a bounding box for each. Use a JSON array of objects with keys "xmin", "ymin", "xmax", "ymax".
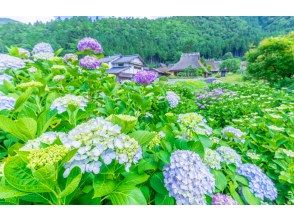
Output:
[
  {"xmin": 62, "ymin": 117, "xmax": 142, "ymax": 177},
  {"xmin": 147, "ymin": 131, "xmax": 165, "ymax": 149},
  {"xmin": 53, "ymin": 75, "xmax": 65, "ymax": 82},
  {"xmin": 50, "ymin": 94, "xmax": 88, "ymax": 114},
  {"xmin": 21, "ymin": 132, "xmax": 67, "ymax": 151},
  {"xmin": 177, "ymin": 113, "xmax": 213, "ymax": 139},
  {"xmin": 77, "ymin": 37, "xmax": 103, "ymax": 54},
  {"xmin": 32, "ymin": 42, "xmax": 54, "ymax": 54},
  {"xmin": 221, "ymin": 126, "xmax": 245, "ymax": 143},
  {"xmin": 166, "ymin": 91, "xmax": 180, "ymax": 108},
  {"xmin": 18, "ymin": 48, "xmax": 30, "ymax": 58},
  {"xmin": 28, "ymin": 67, "xmax": 37, "ymax": 73},
  {"xmin": 79, "ymin": 56, "xmax": 101, "ymax": 69},
  {"xmin": 212, "ymin": 193, "xmax": 238, "ymax": 205},
  {"xmin": 237, "ymin": 163, "xmax": 277, "ymax": 201},
  {"xmin": 17, "ymin": 81, "xmax": 43, "ymax": 90},
  {"xmin": 163, "ymin": 150, "xmax": 215, "ymax": 205},
  {"xmin": 0, "ymin": 54, "xmax": 25, "ymax": 71},
  {"xmin": 27, "ymin": 145, "xmax": 69, "ymax": 169},
  {"xmin": 196, "ymin": 88, "xmax": 237, "ymax": 109},
  {"xmin": 216, "ymin": 146, "xmax": 242, "ymax": 166},
  {"xmin": 0, "ymin": 92, "xmax": 16, "ymax": 111},
  {"xmin": 63, "ymin": 53, "xmax": 78, "ymax": 63},
  {"xmin": 134, "ymin": 70, "xmax": 158, "ymax": 85},
  {"xmin": 0, "ymin": 74, "xmax": 13, "ymax": 85},
  {"xmin": 203, "ymin": 149, "xmax": 221, "ymax": 170},
  {"xmin": 32, "ymin": 42, "xmax": 54, "ymax": 60}
]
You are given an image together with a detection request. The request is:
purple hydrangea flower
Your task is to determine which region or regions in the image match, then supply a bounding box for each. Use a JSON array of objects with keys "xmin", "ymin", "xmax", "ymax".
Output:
[
  {"xmin": 134, "ymin": 70, "xmax": 158, "ymax": 85},
  {"xmin": 163, "ymin": 150, "xmax": 215, "ymax": 205},
  {"xmin": 212, "ymin": 193, "xmax": 238, "ymax": 205},
  {"xmin": 205, "ymin": 77, "xmax": 216, "ymax": 83},
  {"xmin": 79, "ymin": 56, "xmax": 101, "ymax": 69},
  {"xmin": 237, "ymin": 163, "xmax": 277, "ymax": 201},
  {"xmin": 77, "ymin": 37, "xmax": 103, "ymax": 54}
]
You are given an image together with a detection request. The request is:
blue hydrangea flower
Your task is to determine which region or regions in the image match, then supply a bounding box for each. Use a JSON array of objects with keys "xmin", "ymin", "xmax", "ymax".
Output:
[
  {"xmin": 32, "ymin": 42, "xmax": 54, "ymax": 60},
  {"xmin": 166, "ymin": 91, "xmax": 180, "ymax": 108},
  {"xmin": 0, "ymin": 54, "xmax": 25, "ymax": 71},
  {"xmin": 63, "ymin": 117, "xmax": 142, "ymax": 177},
  {"xmin": 50, "ymin": 94, "xmax": 88, "ymax": 114},
  {"xmin": 0, "ymin": 92, "xmax": 16, "ymax": 111},
  {"xmin": 212, "ymin": 193, "xmax": 238, "ymax": 205},
  {"xmin": 163, "ymin": 150, "xmax": 215, "ymax": 205},
  {"xmin": 222, "ymin": 126, "xmax": 245, "ymax": 143},
  {"xmin": 216, "ymin": 146, "xmax": 242, "ymax": 166},
  {"xmin": 237, "ymin": 163, "xmax": 277, "ymax": 201},
  {"xmin": 0, "ymin": 74, "xmax": 13, "ymax": 85}
]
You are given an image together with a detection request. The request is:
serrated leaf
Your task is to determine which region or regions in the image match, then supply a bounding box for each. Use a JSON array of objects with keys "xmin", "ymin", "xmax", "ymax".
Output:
[
  {"xmin": 129, "ymin": 130, "xmax": 156, "ymax": 146},
  {"xmin": 13, "ymin": 88, "xmax": 32, "ymax": 112},
  {"xmin": 242, "ymin": 186, "xmax": 261, "ymax": 205},
  {"xmin": 155, "ymin": 193, "xmax": 175, "ymax": 205},
  {"xmin": 108, "ymin": 184, "xmax": 147, "ymax": 205},
  {"xmin": 212, "ymin": 170, "xmax": 227, "ymax": 191},
  {"xmin": 4, "ymin": 156, "xmax": 52, "ymax": 193},
  {"xmin": 122, "ymin": 172, "xmax": 149, "ymax": 186},
  {"xmin": 150, "ymin": 172, "xmax": 168, "ymax": 195},
  {"xmin": 60, "ymin": 167, "xmax": 82, "ymax": 198},
  {"xmin": 0, "ymin": 184, "xmax": 29, "ymax": 199},
  {"xmin": 93, "ymin": 177, "xmax": 116, "ymax": 198}
]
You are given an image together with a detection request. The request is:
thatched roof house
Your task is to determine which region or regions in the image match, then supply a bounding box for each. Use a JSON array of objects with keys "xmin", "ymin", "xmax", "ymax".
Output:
[
  {"xmin": 169, "ymin": 53, "xmax": 205, "ymax": 73},
  {"xmin": 205, "ymin": 59, "xmax": 221, "ymax": 73}
]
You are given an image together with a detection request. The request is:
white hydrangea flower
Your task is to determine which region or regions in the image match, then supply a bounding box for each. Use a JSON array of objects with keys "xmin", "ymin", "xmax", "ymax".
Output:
[
  {"xmin": 216, "ymin": 146, "xmax": 242, "ymax": 166},
  {"xmin": 50, "ymin": 94, "xmax": 88, "ymax": 114},
  {"xmin": 53, "ymin": 75, "xmax": 65, "ymax": 82},
  {"xmin": 0, "ymin": 54, "xmax": 25, "ymax": 71},
  {"xmin": 222, "ymin": 126, "xmax": 245, "ymax": 143},
  {"xmin": 204, "ymin": 149, "xmax": 222, "ymax": 170},
  {"xmin": 0, "ymin": 74, "xmax": 13, "ymax": 85},
  {"xmin": 0, "ymin": 92, "xmax": 15, "ymax": 110},
  {"xmin": 166, "ymin": 91, "xmax": 180, "ymax": 108}
]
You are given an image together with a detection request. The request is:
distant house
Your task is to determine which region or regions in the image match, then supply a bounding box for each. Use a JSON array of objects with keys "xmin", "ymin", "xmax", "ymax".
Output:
[
  {"xmin": 155, "ymin": 63, "xmax": 173, "ymax": 76},
  {"xmin": 205, "ymin": 59, "xmax": 221, "ymax": 74},
  {"xmin": 169, "ymin": 53, "xmax": 206, "ymax": 74},
  {"xmin": 100, "ymin": 54, "xmax": 145, "ymax": 81}
]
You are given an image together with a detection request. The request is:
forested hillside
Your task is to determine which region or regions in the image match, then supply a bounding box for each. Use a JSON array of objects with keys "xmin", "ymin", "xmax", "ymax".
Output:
[{"xmin": 0, "ymin": 16, "xmax": 293, "ymax": 64}]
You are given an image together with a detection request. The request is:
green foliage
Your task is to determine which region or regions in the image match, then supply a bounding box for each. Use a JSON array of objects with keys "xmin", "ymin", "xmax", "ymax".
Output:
[
  {"xmin": 246, "ymin": 32, "xmax": 294, "ymax": 83},
  {"xmin": 220, "ymin": 58, "xmax": 241, "ymax": 72}
]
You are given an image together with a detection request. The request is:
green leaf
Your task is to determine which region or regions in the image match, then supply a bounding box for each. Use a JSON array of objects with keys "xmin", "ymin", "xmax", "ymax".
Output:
[
  {"xmin": 234, "ymin": 175, "xmax": 249, "ymax": 186},
  {"xmin": 0, "ymin": 184, "xmax": 29, "ymax": 199},
  {"xmin": 137, "ymin": 157, "xmax": 158, "ymax": 174},
  {"xmin": 129, "ymin": 130, "xmax": 156, "ymax": 146},
  {"xmin": 16, "ymin": 117, "xmax": 37, "ymax": 140},
  {"xmin": 93, "ymin": 177, "xmax": 116, "ymax": 198},
  {"xmin": 108, "ymin": 184, "xmax": 147, "ymax": 205},
  {"xmin": 228, "ymin": 183, "xmax": 244, "ymax": 205},
  {"xmin": 155, "ymin": 193, "xmax": 175, "ymax": 205},
  {"xmin": 60, "ymin": 167, "xmax": 82, "ymax": 198},
  {"xmin": 212, "ymin": 170, "xmax": 228, "ymax": 191},
  {"xmin": 242, "ymin": 186, "xmax": 261, "ymax": 205},
  {"xmin": 157, "ymin": 151, "xmax": 170, "ymax": 164},
  {"xmin": 0, "ymin": 116, "xmax": 27, "ymax": 141},
  {"xmin": 122, "ymin": 172, "xmax": 149, "ymax": 186},
  {"xmin": 150, "ymin": 172, "xmax": 168, "ymax": 195},
  {"xmin": 197, "ymin": 135, "xmax": 213, "ymax": 148},
  {"xmin": 13, "ymin": 88, "xmax": 32, "ymax": 112},
  {"xmin": 32, "ymin": 164, "xmax": 57, "ymax": 191},
  {"xmin": 4, "ymin": 156, "xmax": 51, "ymax": 193}
]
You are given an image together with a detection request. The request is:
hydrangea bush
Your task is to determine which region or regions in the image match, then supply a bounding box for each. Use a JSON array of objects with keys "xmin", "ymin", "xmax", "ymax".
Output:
[{"xmin": 0, "ymin": 38, "xmax": 291, "ymax": 205}]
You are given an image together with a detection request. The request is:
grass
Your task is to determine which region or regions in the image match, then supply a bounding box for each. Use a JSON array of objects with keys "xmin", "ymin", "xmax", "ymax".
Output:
[{"xmin": 218, "ymin": 73, "xmax": 244, "ymax": 83}]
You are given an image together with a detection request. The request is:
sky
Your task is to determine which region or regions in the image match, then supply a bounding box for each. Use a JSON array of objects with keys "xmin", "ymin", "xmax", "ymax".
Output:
[
  {"xmin": 4, "ymin": 16, "xmax": 160, "ymax": 24},
  {"xmin": 6, "ymin": 16, "xmax": 56, "ymax": 24}
]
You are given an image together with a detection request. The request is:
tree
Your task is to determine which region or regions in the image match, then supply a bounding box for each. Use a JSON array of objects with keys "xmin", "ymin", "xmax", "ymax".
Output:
[
  {"xmin": 220, "ymin": 58, "xmax": 241, "ymax": 72},
  {"xmin": 246, "ymin": 32, "xmax": 294, "ymax": 83}
]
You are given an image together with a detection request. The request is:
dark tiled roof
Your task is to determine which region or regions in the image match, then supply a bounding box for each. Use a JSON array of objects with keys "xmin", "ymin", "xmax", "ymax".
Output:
[
  {"xmin": 112, "ymin": 54, "xmax": 144, "ymax": 64},
  {"xmin": 99, "ymin": 55, "xmax": 121, "ymax": 63},
  {"xmin": 169, "ymin": 53, "xmax": 205, "ymax": 72},
  {"xmin": 107, "ymin": 67, "xmax": 128, "ymax": 74}
]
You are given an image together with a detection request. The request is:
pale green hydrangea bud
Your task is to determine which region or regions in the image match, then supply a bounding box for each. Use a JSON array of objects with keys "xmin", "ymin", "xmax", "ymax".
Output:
[
  {"xmin": 17, "ymin": 81, "xmax": 43, "ymax": 89},
  {"xmin": 204, "ymin": 149, "xmax": 222, "ymax": 170},
  {"xmin": 27, "ymin": 145, "xmax": 69, "ymax": 169}
]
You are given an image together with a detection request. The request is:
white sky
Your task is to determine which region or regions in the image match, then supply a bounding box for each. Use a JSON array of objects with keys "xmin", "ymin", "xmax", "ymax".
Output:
[{"xmin": 5, "ymin": 16, "xmax": 55, "ymax": 24}]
